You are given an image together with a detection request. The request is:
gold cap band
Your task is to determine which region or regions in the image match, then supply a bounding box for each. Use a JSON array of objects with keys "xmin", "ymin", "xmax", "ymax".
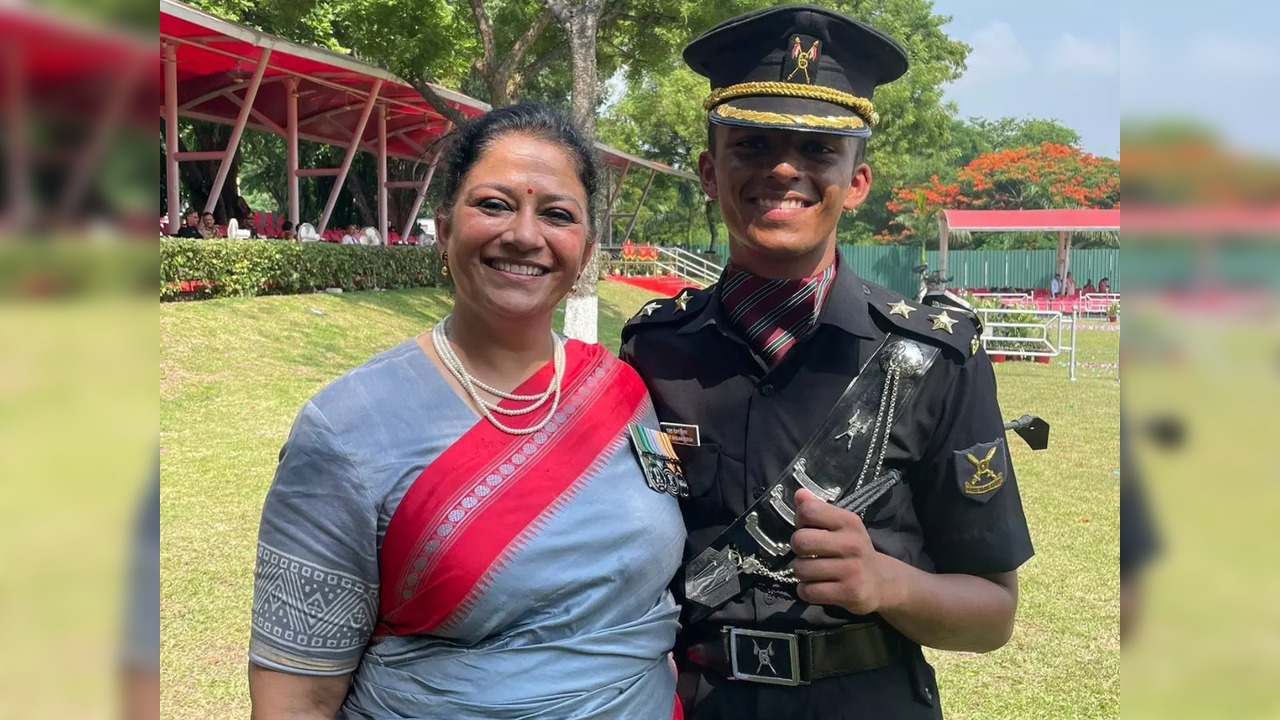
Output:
[
  {"xmin": 703, "ymin": 81, "xmax": 879, "ymax": 126},
  {"xmin": 711, "ymin": 105, "xmax": 868, "ymax": 131}
]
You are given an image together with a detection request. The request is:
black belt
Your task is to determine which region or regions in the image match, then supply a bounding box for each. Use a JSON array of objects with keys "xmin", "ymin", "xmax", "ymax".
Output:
[{"xmin": 683, "ymin": 622, "xmax": 899, "ymax": 686}]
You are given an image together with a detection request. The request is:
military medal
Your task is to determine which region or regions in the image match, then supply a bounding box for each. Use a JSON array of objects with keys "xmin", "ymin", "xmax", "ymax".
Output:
[{"xmin": 627, "ymin": 423, "xmax": 689, "ymax": 498}]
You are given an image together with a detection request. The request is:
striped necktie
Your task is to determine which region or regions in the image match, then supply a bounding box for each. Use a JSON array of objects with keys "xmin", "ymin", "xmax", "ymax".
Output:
[{"xmin": 719, "ymin": 262, "xmax": 837, "ymax": 366}]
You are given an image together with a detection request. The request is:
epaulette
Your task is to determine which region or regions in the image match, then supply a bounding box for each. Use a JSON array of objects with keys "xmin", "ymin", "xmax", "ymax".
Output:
[
  {"xmin": 865, "ymin": 284, "xmax": 981, "ymax": 362},
  {"xmin": 620, "ymin": 285, "xmax": 712, "ymax": 343}
]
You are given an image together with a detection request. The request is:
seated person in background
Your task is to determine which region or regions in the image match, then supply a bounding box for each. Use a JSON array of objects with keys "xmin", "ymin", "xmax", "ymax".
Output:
[
  {"xmin": 174, "ymin": 211, "xmax": 202, "ymax": 238},
  {"xmin": 1098, "ymin": 277, "xmax": 1110, "ymax": 294},
  {"xmin": 1082, "ymin": 279, "xmax": 1096, "ymax": 294},
  {"xmin": 341, "ymin": 223, "xmax": 359, "ymax": 244},
  {"xmin": 279, "ymin": 221, "xmax": 295, "ymax": 241},
  {"xmin": 199, "ymin": 212, "xmax": 221, "ymax": 239},
  {"xmin": 1064, "ymin": 272, "xmax": 1077, "ymax": 296}
]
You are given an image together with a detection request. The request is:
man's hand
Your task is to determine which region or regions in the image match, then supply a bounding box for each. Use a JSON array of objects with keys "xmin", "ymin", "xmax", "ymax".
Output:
[{"xmin": 790, "ymin": 488, "xmax": 895, "ymax": 615}]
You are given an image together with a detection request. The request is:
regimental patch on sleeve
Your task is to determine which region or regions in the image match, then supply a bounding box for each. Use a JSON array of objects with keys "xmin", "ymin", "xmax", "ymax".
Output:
[{"xmin": 954, "ymin": 438, "xmax": 1008, "ymax": 502}]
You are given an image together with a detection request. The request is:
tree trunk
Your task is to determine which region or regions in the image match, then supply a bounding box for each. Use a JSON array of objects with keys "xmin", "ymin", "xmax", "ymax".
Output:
[{"xmin": 547, "ymin": 0, "xmax": 604, "ymax": 343}]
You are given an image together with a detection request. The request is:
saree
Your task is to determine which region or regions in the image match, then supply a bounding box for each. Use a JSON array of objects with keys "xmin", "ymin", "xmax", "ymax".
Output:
[{"xmin": 250, "ymin": 338, "xmax": 685, "ymax": 719}]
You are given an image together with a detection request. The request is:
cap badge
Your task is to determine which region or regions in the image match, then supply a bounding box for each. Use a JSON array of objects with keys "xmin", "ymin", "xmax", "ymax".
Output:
[{"xmin": 785, "ymin": 36, "xmax": 820, "ymax": 84}]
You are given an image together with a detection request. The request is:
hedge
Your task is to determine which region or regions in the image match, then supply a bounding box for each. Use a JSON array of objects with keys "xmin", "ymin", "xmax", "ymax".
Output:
[{"xmin": 160, "ymin": 239, "xmax": 446, "ymax": 300}]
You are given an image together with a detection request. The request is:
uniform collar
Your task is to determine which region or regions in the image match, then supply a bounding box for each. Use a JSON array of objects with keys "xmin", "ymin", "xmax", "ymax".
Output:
[
  {"xmin": 816, "ymin": 254, "xmax": 879, "ymax": 340},
  {"xmin": 679, "ymin": 253, "xmax": 878, "ymax": 340}
]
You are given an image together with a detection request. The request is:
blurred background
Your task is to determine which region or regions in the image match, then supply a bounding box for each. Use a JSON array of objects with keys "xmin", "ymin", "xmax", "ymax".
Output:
[
  {"xmin": 0, "ymin": 0, "xmax": 157, "ymax": 719},
  {"xmin": 1120, "ymin": 0, "xmax": 1280, "ymax": 718}
]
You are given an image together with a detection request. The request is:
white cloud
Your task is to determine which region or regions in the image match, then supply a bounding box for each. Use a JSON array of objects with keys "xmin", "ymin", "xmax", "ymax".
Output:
[
  {"xmin": 1050, "ymin": 33, "xmax": 1117, "ymax": 75},
  {"xmin": 1187, "ymin": 35, "xmax": 1280, "ymax": 77},
  {"xmin": 954, "ymin": 22, "xmax": 1030, "ymax": 86}
]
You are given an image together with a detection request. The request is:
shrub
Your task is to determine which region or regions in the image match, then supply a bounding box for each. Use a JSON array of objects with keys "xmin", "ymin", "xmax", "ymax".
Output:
[
  {"xmin": 967, "ymin": 293, "xmax": 1041, "ymax": 354},
  {"xmin": 160, "ymin": 239, "xmax": 445, "ymax": 300}
]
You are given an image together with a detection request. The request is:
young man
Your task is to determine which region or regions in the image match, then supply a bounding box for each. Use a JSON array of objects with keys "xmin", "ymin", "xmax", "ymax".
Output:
[{"xmin": 620, "ymin": 6, "xmax": 1033, "ymax": 718}]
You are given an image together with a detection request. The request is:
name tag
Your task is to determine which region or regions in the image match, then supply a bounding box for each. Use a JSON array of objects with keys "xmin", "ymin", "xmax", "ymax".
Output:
[{"xmin": 660, "ymin": 422, "xmax": 701, "ymax": 447}]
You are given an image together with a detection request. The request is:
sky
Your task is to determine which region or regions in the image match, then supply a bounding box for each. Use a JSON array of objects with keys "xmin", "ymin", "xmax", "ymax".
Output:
[{"xmin": 932, "ymin": 0, "xmax": 1280, "ymax": 159}]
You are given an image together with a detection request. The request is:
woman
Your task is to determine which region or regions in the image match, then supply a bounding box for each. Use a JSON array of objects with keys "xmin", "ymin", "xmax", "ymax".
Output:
[{"xmin": 248, "ymin": 103, "xmax": 685, "ymax": 719}]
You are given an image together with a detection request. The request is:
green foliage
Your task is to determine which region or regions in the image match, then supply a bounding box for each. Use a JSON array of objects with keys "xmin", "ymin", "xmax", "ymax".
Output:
[{"xmin": 160, "ymin": 239, "xmax": 444, "ymax": 300}]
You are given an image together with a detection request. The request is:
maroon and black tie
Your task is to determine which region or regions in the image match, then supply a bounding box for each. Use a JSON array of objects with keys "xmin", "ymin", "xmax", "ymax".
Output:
[{"xmin": 719, "ymin": 262, "xmax": 836, "ymax": 366}]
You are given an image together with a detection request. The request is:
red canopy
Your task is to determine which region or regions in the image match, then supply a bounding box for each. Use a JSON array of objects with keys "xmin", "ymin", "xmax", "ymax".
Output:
[
  {"xmin": 159, "ymin": 0, "xmax": 693, "ymax": 177},
  {"xmin": 941, "ymin": 209, "xmax": 1120, "ymax": 232}
]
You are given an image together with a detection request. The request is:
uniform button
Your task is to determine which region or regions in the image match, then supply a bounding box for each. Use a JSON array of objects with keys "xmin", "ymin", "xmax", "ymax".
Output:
[
  {"xmin": 763, "ymin": 594, "xmax": 775, "ymax": 606},
  {"xmin": 923, "ymin": 687, "xmax": 933, "ymax": 701},
  {"xmin": 760, "ymin": 384, "xmax": 774, "ymax": 396},
  {"xmin": 863, "ymin": 285, "xmax": 872, "ymax": 295}
]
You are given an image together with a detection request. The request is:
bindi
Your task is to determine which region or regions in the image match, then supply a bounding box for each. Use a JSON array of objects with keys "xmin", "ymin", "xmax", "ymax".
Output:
[{"xmin": 527, "ymin": 188, "xmax": 534, "ymax": 195}]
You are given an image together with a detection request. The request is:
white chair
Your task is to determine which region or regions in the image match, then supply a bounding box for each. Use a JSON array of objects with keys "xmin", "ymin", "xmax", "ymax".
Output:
[{"xmin": 226, "ymin": 218, "xmax": 252, "ymax": 239}]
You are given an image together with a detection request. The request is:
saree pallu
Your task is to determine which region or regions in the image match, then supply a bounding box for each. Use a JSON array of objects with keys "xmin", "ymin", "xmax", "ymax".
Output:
[{"xmin": 339, "ymin": 341, "xmax": 682, "ymax": 719}]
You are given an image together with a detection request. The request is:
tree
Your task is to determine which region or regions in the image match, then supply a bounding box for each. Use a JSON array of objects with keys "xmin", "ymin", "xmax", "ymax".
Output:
[
  {"xmin": 880, "ymin": 142, "xmax": 1119, "ymax": 248},
  {"xmin": 543, "ymin": 0, "xmax": 607, "ymax": 342}
]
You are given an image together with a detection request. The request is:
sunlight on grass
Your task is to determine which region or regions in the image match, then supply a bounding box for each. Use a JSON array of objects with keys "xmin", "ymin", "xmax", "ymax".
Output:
[{"xmin": 160, "ymin": 286, "xmax": 1118, "ymax": 719}]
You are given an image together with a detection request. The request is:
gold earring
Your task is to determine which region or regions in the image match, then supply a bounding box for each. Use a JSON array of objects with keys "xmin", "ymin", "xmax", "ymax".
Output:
[{"xmin": 441, "ymin": 251, "xmax": 449, "ymax": 277}]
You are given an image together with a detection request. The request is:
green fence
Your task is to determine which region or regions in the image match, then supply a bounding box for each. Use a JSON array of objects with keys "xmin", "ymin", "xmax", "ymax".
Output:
[{"xmin": 837, "ymin": 246, "xmax": 1119, "ymax": 297}]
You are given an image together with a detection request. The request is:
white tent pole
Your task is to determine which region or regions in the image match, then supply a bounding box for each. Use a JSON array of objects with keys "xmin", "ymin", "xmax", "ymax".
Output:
[
  {"xmin": 203, "ymin": 50, "xmax": 271, "ymax": 215},
  {"xmin": 377, "ymin": 103, "xmax": 388, "ymax": 241},
  {"xmin": 318, "ymin": 79, "xmax": 382, "ymax": 233},
  {"xmin": 401, "ymin": 149, "xmax": 441, "ymax": 240},
  {"xmin": 164, "ymin": 43, "xmax": 181, "ymax": 233},
  {"xmin": 286, "ymin": 77, "xmax": 299, "ymax": 227}
]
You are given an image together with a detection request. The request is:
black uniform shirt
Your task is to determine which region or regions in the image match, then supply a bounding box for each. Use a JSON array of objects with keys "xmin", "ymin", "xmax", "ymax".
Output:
[{"xmin": 619, "ymin": 263, "xmax": 1035, "ymax": 634}]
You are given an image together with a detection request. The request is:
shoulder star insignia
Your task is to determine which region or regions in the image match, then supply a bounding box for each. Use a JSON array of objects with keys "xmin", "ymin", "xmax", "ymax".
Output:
[
  {"xmin": 887, "ymin": 300, "xmax": 914, "ymax": 318},
  {"xmin": 971, "ymin": 335, "xmax": 980, "ymax": 356},
  {"xmin": 673, "ymin": 290, "xmax": 691, "ymax": 312},
  {"xmin": 639, "ymin": 301, "xmax": 662, "ymax": 317},
  {"xmin": 930, "ymin": 310, "xmax": 957, "ymax": 334}
]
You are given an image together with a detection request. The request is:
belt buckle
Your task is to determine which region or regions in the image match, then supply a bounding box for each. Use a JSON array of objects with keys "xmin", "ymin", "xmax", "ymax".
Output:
[{"xmin": 726, "ymin": 627, "xmax": 801, "ymax": 686}]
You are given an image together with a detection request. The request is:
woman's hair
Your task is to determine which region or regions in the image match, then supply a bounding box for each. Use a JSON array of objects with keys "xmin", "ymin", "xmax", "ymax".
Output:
[{"xmin": 439, "ymin": 102, "xmax": 600, "ymax": 240}]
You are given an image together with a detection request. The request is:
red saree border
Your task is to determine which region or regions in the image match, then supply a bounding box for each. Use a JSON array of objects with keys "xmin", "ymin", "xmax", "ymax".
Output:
[{"xmin": 377, "ymin": 341, "xmax": 649, "ymax": 636}]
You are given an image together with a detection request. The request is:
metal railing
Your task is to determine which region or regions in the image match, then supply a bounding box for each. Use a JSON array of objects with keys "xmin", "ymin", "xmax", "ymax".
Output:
[
  {"xmin": 976, "ymin": 307, "xmax": 1081, "ymax": 380},
  {"xmin": 654, "ymin": 246, "xmax": 722, "ymax": 285}
]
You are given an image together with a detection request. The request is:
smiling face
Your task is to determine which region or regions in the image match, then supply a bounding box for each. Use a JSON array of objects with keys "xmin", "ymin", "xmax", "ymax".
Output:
[
  {"xmin": 436, "ymin": 132, "xmax": 593, "ymax": 324},
  {"xmin": 699, "ymin": 125, "xmax": 870, "ymax": 278},
  {"xmin": 200, "ymin": 213, "xmax": 215, "ymax": 228}
]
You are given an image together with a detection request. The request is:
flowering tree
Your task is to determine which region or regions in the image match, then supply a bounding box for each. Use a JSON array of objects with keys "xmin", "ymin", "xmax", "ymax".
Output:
[{"xmin": 879, "ymin": 143, "xmax": 1119, "ymax": 245}]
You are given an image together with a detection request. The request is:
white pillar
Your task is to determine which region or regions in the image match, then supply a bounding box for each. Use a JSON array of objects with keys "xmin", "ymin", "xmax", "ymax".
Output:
[
  {"xmin": 377, "ymin": 104, "xmax": 388, "ymax": 242},
  {"xmin": 286, "ymin": 77, "xmax": 299, "ymax": 227},
  {"xmin": 164, "ymin": 43, "xmax": 180, "ymax": 233},
  {"xmin": 937, "ymin": 214, "xmax": 950, "ymax": 279},
  {"xmin": 400, "ymin": 150, "xmax": 441, "ymax": 240},
  {"xmin": 204, "ymin": 50, "xmax": 271, "ymax": 215},
  {"xmin": 318, "ymin": 79, "xmax": 382, "ymax": 234}
]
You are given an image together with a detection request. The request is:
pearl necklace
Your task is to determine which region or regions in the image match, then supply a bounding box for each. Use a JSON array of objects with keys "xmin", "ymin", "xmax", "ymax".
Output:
[{"xmin": 431, "ymin": 315, "xmax": 564, "ymax": 436}]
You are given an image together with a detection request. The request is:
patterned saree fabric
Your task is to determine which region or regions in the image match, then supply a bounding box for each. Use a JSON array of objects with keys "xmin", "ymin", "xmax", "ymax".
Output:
[{"xmin": 250, "ymin": 339, "xmax": 685, "ymax": 719}]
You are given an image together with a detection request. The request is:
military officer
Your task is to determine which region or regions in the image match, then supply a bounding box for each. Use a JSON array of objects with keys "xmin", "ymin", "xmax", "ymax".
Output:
[{"xmin": 619, "ymin": 6, "xmax": 1034, "ymax": 719}]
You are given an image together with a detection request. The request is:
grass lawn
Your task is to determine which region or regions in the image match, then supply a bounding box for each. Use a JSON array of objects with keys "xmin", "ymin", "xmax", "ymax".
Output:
[{"xmin": 160, "ymin": 283, "xmax": 1118, "ymax": 719}]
